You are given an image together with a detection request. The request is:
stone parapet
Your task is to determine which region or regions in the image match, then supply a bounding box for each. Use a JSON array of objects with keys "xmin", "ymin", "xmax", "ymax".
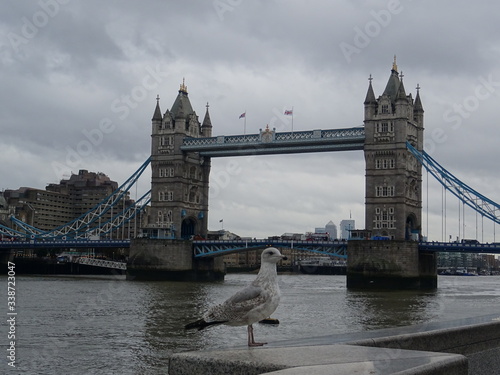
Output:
[{"xmin": 169, "ymin": 313, "xmax": 500, "ymax": 375}]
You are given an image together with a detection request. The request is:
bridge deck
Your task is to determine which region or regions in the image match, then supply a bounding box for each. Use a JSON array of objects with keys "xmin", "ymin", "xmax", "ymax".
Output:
[{"xmin": 2, "ymin": 239, "xmax": 499, "ymax": 255}]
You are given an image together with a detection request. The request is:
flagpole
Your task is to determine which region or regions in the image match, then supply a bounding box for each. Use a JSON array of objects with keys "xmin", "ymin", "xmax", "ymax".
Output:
[
  {"xmin": 291, "ymin": 106, "xmax": 294, "ymax": 134},
  {"xmin": 244, "ymin": 109, "xmax": 247, "ymax": 135}
]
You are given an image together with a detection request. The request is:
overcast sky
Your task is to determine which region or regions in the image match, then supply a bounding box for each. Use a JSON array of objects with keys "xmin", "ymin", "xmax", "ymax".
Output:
[{"xmin": 1, "ymin": 0, "xmax": 500, "ymax": 241}]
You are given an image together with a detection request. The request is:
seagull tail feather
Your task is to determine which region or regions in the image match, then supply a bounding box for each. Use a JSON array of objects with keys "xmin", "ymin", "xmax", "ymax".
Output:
[{"xmin": 185, "ymin": 319, "xmax": 227, "ymax": 331}]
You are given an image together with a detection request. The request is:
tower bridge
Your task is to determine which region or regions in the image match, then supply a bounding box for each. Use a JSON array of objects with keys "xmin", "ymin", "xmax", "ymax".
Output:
[
  {"xmin": 3, "ymin": 58, "xmax": 500, "ymax": 287},
  {"xmin": 125, "ymin": 58, "xmax": 431, "ymax": 285}
]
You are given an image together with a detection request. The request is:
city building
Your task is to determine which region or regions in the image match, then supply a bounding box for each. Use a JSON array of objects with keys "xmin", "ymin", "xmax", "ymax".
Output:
[
  {"xmin": 2, "ymin": 170, "xmax": 134, "ymax": 238},
  {"xmin": 339, "ymin": 219, "xmax": 355, "ymax": 240},
  {"xmin": 0, "ymin": 193, "xmax": 12, "ymax": 234},
  {"xmin": 325, "ymin": 221, "xmax": 338, "ymax": 240},
  {"xmin": 3, "ymin": 187, "xmax": 72, "ymax": 230}
]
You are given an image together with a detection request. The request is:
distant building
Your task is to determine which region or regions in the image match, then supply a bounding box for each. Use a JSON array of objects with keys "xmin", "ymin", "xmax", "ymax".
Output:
[
  {"xmin": 325, "ymin": 221, "xmax": 337, "ymax": 240},
  {"xmin": 0, "ymin": 193, "xmax": 12, "ymax": 232},
  {"xmin": 281, "ymin": 233, "xmax": 304, "ymax": 241},
  {"xmin": 339, "ymin": 219, "xmax": 355, "ymax": 240},
  {"xmin": 3, "ymin": 170, "xmax": 134, "ymax": 238},
  {"xmin": 315, "ymin": 221, "xmax": 337, "ymax": 240}
]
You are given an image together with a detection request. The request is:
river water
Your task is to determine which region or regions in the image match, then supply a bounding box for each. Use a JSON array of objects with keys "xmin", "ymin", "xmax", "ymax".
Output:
[{"xmin": 2, "ymin": 273, "xmax": 500, "ymax": 375}]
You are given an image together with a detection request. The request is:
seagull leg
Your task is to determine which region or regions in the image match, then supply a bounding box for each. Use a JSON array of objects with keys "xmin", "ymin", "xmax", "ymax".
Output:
[{"xmin": 247, "ymin": 324, "xmax": 267, "ymax": 347}]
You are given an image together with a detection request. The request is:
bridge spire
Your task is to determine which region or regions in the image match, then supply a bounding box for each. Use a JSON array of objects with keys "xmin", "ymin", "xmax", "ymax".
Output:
[
  {"xmin": 364, "ymin": 74, "xmax": 377, "ymax": 105},
  {"xmin": 179, "ymin": 77, "xmax": 188, "ymax": 94},
  {"xmin": 152, "ymin": 94, "xmax": 162, "ymax": 121},
  {"xmin": 414, "ymin": 83, "xmax": 424, "ymax": 115},
  {"xmin": 392, "ymin": 54, "xmax": 398, "ymax": 72},
  {"xmin": 202, "ymin": 102, "xmax": 213, "ymax": 136}
]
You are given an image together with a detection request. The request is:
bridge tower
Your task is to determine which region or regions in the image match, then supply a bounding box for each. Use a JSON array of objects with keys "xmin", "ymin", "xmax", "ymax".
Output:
[
  {"xmin": 127, "ymin": 81, "xmax": 224, "ymax": 281},
  {"xmin": 146, "ymin": 80, "xmax": 212, "ymax": 239},
  {"xmin": 363, "ymin": 58, "xmax": 424, "ymax": 240},
  {"xmin": 347, "ymin": 58, "xmax": 435, "ymax": 290}
]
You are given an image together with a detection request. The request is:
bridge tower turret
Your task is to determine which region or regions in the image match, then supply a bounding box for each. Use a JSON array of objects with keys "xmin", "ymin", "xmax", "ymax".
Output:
[
  {"xmin": 363, "ymin": 58, "xmax": 424, "ymax": 241},
  {"xmin": 146, "ymin": 80, "xmax": 211, "ymax": 240}
]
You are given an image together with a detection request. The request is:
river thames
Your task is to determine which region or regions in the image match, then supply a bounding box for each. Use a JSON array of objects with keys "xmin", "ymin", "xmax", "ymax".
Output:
[{"xmin": 2, "ymin": 274, "xmax": 499, "ymax": 374}]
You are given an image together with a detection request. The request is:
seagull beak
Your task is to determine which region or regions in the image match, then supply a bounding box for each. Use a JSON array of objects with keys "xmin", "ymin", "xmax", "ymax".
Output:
[{"xmin": 282, "ymin": 256, "xmax": 288, "ymax": 261}]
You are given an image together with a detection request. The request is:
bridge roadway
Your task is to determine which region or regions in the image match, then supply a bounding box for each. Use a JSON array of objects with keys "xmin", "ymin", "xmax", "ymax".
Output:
[
  {"xmin": 1, "ymin": 239, "xmax": 500, "ymax": 256},
  {"xmin": 192, "ymin": 240, "xmax": 500, "ymax": 257}
]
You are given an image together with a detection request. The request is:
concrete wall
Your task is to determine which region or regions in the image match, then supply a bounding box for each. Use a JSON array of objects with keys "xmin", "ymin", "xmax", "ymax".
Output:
[
  {"xmin": 169, "ymin": 313, "xmax": 500, "ymax": 375},
  {"xmin": 347, "ymin": 240, "xmax": 437, "ymax": 289}
]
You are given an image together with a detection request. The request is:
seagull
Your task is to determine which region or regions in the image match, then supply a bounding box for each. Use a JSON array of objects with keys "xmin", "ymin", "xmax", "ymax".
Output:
[{"xmin": 185, "ymin": 247, "xmax": 287, "ymax": 347}]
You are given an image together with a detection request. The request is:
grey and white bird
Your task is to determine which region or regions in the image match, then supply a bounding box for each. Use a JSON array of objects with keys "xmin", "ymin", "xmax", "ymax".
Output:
[{"xmin": 185, "ymin": 247, "xmax": 287, "ymax": 347}]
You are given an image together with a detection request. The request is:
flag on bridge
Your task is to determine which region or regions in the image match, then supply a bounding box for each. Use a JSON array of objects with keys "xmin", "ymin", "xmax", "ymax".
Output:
[
  {"xmin": 239, "ymin": 112, "xmax": 246, "ymax": 119},
  {"xmin": 284, "ymin": 107, "xmax": 294, "ymax": 132}
]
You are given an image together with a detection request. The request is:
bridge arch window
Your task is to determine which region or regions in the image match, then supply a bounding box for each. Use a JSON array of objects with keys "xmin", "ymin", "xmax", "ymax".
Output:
[
  {"xmin": 376, "ymin": 122, "xmax": 394, "ymax": 133},
  {"xmin": 376, "ymin": 158, "xmax": 395, "ymax": 169},
  {"xmin": 159, "ymin": 136, "xmax": 174, "ymax": 149},
  {"xmin": 189, "ymin": 166, "xmax": 197, "ymax": 180},
  {"xmin": 157, "ymin": 210, "xmax": 173, "ymax": 227},
  {"xmin": 373, "ymin": 206, "xmax": 395, "ymax": 229},
  {"xmin": 159, "ymin": 191, "xmax": 174, "ymax": 201},
  {"xmin": 375, "ymin": 185, "xmax": 394, "ymax": 197},
  {"xmin": 159, "ymin": 167, "xmax": 174, "ymax": 178}
]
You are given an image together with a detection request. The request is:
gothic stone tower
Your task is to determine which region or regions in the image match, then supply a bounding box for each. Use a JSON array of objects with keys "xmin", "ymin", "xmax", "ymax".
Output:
[
  {"xmin": 147, "ymin": 80, "xmax": 212, "ymax": 239},
  {"xmin": 363, "ymin": 59, "xmax": 424, "ymax": 241},
  {"xmin": 128, "ymin": 81, "xmax": 224, "ymax": 281},
  {"xmin": 347, "ymin": 60, "xmax": 434, "ymax": 290}
]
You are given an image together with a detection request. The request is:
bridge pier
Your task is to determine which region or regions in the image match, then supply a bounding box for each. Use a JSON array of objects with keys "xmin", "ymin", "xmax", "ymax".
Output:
[
  {"xmin": 346, "ymin": 240, "xmax": 437, "ymax": 290},
  {"xmin": 127, "ymin": 238, "xmax": 225, "ymax": 281}
]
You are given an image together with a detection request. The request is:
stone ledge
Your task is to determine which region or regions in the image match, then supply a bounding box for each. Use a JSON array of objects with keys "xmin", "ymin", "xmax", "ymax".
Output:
[
  {"xmin": 169, "ymin": 344, "xmax": 467, "ymax": 375},
  {"xmin": 169, "ymin": 313, "xmax": 500, "ymax": 375}
]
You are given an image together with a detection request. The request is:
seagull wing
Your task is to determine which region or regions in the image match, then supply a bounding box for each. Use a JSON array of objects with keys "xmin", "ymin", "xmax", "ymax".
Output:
[
  {"xmin": 204, "ymin": 285, "xmax": 268, "ymax": 323},
  {"xmin": 226, "ymin": 285, "xmax": 264, "ymax": 304}
]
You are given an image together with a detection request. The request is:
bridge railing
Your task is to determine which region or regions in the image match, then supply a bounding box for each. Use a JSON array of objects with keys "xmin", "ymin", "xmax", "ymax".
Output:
[
  {"xmin": 192, "ymin": 239, "xmax": 349, "ymax": 258},
  {"xmin": 77, "ymin": 257, "xmax": 127, "ymax": 270}
]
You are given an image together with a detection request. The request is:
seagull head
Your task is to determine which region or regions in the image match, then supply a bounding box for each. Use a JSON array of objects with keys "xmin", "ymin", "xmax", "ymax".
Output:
[{"xmin": 261, "ymin": 247, "xmax": 287, "ymax": 264}]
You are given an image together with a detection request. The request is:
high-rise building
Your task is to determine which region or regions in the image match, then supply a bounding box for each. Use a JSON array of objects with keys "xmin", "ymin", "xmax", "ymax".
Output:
[
  {"xmin": 340, "ymin": 219, "xmax": 355, "ymax": 240},
  {"xmin": 315, "ymin": 221, "xmax": 338, "ymax": 240},
  {"xmin": 325, "ymin": 220, "xmax": 337, "ymax": 240},
  {"xmin": 3, "ymin": 170, "xmax": 133, "ymax": 237}
]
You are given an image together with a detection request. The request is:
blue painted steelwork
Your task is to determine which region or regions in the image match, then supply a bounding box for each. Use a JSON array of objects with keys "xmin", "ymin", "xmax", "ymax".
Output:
[
  {"xmin": 418, "ymin": 241, "xmax": 500, "ymax": 254},
  {"xmin": 2, "ymin": 238, "xmax": 498, "ymax": 256},
  {"xmin": 0, "ymin": 158, "xmax": 151, "ymax": 240},
  {"xmin": 0, "ymin": 239, "xmax": 130, "ymax": 249},
  {"xmin": 193, "ymin": 239, "xmax": 348, "ymax": 258},
  {"xmin": 407, "ymin": 142, "xmax": 500, "ymax": 225},
  {"xmin": 192, "ymin": 239, "xmax": 500, "ymax": 258},
  {"xmin": 181, "ymin": 127, "xmax": 365, "ymax": 157}
]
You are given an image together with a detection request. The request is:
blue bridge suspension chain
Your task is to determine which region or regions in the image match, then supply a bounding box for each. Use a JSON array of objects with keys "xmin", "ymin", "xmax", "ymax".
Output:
[{"xmin": 406, "ymin": 142, "xmax": 500, "ymax": 225}]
